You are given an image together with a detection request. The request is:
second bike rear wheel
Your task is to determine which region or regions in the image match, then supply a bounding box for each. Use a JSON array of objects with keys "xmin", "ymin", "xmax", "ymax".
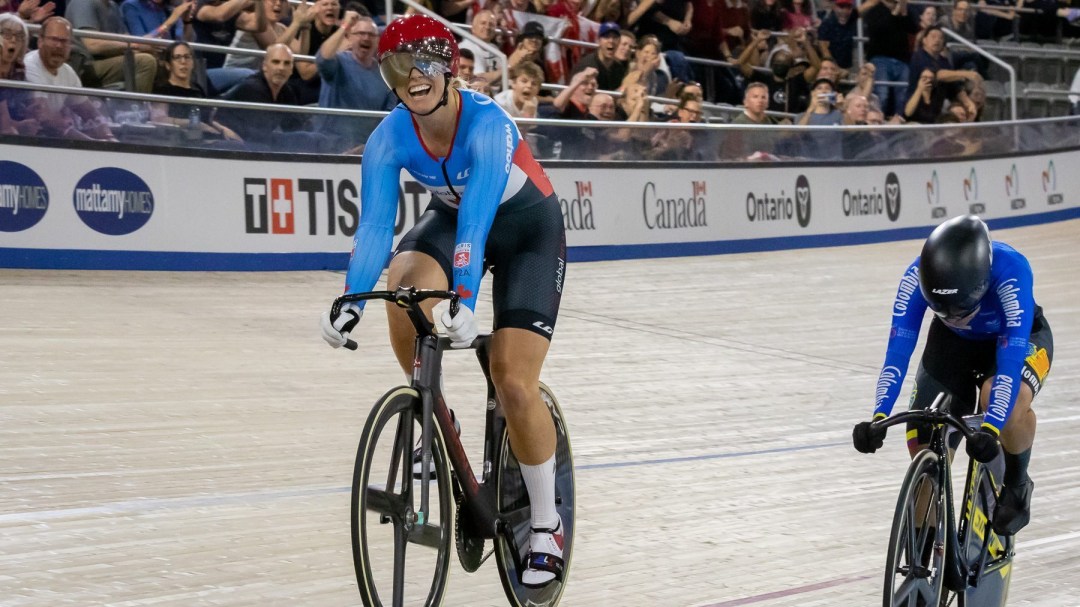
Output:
[
  {"xmin": 352, "ymin": 387, "xmax": 453, "ymax": 607},
  {"xmin": 494, "ymin": 382, "xmax": 575, "ymax": 607},
  {"xmin": 884, "ymin": 449, "xmax": 948, "ymax": 607}
]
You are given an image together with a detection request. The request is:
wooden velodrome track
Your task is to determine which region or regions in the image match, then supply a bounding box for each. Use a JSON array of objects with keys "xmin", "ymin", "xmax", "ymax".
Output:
[{"xmin": 2, "ymin": 219, "xmax": 1078, "ymax": 607}]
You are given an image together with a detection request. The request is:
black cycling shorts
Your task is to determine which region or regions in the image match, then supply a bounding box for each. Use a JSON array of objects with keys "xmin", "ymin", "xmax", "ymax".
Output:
[
  {"xmin": 394, "ymin": 195, "xmax": 566, "ymax": 340},
  {"xmin": 906, "ymin": 306, "xmax": 1053, "ymax": 444}
]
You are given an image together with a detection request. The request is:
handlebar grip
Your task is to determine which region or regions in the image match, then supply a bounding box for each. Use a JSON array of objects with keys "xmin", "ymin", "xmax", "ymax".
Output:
[{"xmin": 345, "ymin": 339, "xmax": 358, "ymax": 351}]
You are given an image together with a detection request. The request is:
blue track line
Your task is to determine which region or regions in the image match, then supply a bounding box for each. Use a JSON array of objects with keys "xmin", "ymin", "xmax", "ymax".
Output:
[{"xmin": 3, "ymin": 442, "xmax": 845, "ymax": 522}]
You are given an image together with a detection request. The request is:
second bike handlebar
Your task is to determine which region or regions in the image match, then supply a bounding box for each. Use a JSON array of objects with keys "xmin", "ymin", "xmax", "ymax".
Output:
[
  {"xmin": 332, "ymin": 288, "xmax": 461, "ymax": 351},
  {"xmin": 869, "ymin": 393, "xmax": 977, "ymax": 441}
]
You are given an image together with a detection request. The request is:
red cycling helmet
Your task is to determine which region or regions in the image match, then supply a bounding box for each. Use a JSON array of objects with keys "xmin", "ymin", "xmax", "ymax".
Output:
[{"xmin": 377, "ymin": 15, "xmax": 460, "ymax": 91}]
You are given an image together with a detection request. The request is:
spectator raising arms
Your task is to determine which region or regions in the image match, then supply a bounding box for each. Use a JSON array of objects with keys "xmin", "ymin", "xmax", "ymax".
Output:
[
  {"xmin": 120, "ymin": 0, "xmax": 196, "ymax": 41},
  {"xmin": 552, "ymin": 64, "xmax": 596, "ymax": 118},
  {"xmin": 3, "ymin": 0, "xmax": 56, "ymax": 24},
  {"xmin": 316, "ymin": 11, "xmax": 394, "ymax": 147},
  {"xmin": 635, "ymin": 0, "xmax": 692, "ymax": 54},
  {"xmin": 570, "ymin": 21, "xmax": 626, "ymax": 91},
  {"xmin": 619, "ymin": 34, "xmax": 668, "ymax": 96},
  {"xmin": 796, "ymin": 77, "xmax": 842, "ymax": 125},
  {"xmin": 903, "ymin": 25, "xmax": 978, "ymax": 123}
]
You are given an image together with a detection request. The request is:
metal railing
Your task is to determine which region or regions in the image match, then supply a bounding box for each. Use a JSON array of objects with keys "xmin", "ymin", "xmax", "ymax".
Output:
[{"xmin": 943, "ymin": 27, "xmax": 1017, "ymax": 120}]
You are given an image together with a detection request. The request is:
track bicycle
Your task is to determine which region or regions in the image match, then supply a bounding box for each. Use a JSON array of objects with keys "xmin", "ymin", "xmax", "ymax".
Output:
[
  {"xmin": 871, "ymin": 392, "xmax": 1014, "ymax": 607},
  {"xmin": 333, "ymin": 288, "xmax": 575, "ymax": 607}
]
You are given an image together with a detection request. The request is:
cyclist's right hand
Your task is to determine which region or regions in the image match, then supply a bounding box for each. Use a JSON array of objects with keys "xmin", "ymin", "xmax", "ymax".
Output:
[
  {"xmin": 320, "ymin": 302, "xmax": 362, "ymax": 348},
  {"xmin": 852, "ymin": 419, "xmax": 887, "ymax": 454}
]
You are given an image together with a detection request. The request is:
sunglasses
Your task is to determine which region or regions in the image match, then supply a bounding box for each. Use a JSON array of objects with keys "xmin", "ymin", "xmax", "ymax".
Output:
[{"xmin": 379, "ymin": 52, "xmax": 450, "ymax": 90}]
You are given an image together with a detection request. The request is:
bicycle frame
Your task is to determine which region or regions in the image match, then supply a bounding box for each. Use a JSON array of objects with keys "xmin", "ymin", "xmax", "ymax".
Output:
[
  {"xmin": 335, "ymin": 289, "xmax": 520, "ymax": 541},
  {"xmin": 874, "ymin": 392, "xmax": 1014, "ymax": 601}
]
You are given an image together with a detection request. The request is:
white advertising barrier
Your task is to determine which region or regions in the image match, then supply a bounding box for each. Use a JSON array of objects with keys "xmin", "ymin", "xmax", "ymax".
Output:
[{"xmin": 1, "ymin": 142, "xmax": 1077, "ymax": 270}]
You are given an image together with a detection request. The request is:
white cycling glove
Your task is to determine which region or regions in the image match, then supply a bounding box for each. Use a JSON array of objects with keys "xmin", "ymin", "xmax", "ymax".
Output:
[
  {"xmin": 320, "ymin": 302, "xmax": 362, "ymax": 348},
  {"xmin": 440, "ymin": 305, "xmax": 478, "ymax": 348}
]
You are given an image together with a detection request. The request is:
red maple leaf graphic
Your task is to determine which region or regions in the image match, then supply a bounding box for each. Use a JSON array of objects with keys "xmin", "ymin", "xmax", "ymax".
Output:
[{"xmin": 455, "ymin": 284, "xmax": 473, "ymax": 300}]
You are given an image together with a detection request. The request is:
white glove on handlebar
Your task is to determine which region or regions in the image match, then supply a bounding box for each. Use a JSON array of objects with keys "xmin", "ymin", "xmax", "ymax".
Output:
[
  {"xmin": 320, "ymin": 302, "xmax": 362, "ymax": 348},
  {"xmin": 440, "ymin": 305, "xmax": 478, "ymax": 348}
]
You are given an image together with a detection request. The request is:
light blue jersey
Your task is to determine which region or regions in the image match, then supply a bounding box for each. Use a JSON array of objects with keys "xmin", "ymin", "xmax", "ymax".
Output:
[{"xmin": 343, "ymin": 89, "xmax": 554, "ymax": 311}]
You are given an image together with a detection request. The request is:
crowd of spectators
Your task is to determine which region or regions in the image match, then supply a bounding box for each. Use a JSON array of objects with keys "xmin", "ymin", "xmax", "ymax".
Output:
[{"xmin": 2, "ymin": 0, "xmax": 1079, "ymax": 157}]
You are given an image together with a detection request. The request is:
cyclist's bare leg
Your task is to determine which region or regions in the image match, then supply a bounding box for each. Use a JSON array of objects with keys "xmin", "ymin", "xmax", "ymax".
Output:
[
  {"xmin": 489, "ymin": 328, "xmax": 556, "ymax": 465},
  {"xmin": 385, "ymin": 252, "xmax": 448, "ymax": 376},
  {"xmin": 490, "ymin": 328, "xmax": 562, "ymax": 585}
]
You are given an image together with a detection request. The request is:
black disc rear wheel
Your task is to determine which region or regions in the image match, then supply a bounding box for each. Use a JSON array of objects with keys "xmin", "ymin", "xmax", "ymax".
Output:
[{"xmin": 494, "ymin": 383, "xmax": 575, "ymax": 607}]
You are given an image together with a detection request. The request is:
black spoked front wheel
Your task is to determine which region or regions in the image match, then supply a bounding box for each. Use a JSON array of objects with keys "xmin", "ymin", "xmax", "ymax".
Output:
[
  {"xmin": 494, "ymin": 382, "xmax": 575, "ymax": 607},
  {"xmin": 351, "ymin": 387, "xmax": 453, "ymax": 607},
  {"xmin": 885, "ymin": 449, "xmax": 948, "ymax": 607}
]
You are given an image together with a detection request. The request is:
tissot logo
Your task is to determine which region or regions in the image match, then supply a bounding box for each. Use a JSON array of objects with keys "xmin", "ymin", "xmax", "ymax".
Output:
[
  {"xmin": 1005, "ymin": 164, "xmax": 1025, "ymax": 210},
  {"xmin": 0, "ymin": 160, "xmax": 49, "ymax": 233},
  {"xmin": 746, "ymin": 175, "xmax": 810, "ymax": 228},
  {"xmin": 560, "ymin": 181, "xmax": 595, "ymax": 230},
  {"xmin": 926, "ymin": 170, "xmax": 945, "ymax": 218},
  {"xmin": 840, "ymin": 172, "xmax": 901, "ymax": 222},
  {"xmin": 642, "ymin": 180, "xmax": 707, "ymax": 229},
  {"xmin": 1042, "ymin": 160, "xmax": 1063, "ymax": 205},
  {"xmin": 243, "ymin": 178, "xmax": 428, "ymax": 237}
]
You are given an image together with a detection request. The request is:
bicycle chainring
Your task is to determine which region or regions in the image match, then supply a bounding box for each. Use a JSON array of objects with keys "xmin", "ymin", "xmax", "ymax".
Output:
[{"xmin": 454, "ymin": 478, "xmax": 485, "ymax": 572}]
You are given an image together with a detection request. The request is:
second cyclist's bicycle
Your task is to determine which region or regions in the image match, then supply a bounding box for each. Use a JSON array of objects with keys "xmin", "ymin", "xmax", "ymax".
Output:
[
  {"xmin": 872, "ymin": 392, "xmax": 1013, "ymax": 607},
  {"xmin": 333, "ymin": 288, "xmax": 575, "ymax": 607}
]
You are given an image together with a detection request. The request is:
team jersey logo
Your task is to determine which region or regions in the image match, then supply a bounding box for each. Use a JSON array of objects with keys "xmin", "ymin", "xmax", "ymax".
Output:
[{"xmin": 454, "ymin": 243, "xmax": 472, "ymax": 268}]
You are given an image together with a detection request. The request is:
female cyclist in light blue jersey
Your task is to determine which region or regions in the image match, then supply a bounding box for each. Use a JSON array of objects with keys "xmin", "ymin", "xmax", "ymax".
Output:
[{"xmin": 320, "ymin": 14, "xmax": 567, "ymax": 587}]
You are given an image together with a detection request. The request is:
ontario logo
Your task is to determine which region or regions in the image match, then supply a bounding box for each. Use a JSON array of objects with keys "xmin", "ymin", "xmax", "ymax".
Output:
[
  {"xmin": 73, "ymin": 168, "xmax": 154, "ymax": 235},
  {"xmin": 746, "ymin": 175, "xmax": 811, "ymax": 228},
  {"xmin": 1005, "ymin": 164, "xmax": 1025, "ymax": 210},
  {"xmin": 962, "ymin": 168, "xmax": 985, "ymax": 214},
  {"xmin": 841, "ymin": 172, "xmax": 901, "ymax": 222},
  {"xmin": 0, "ymin": 160, "xmax": 49, "ymax": 233},
  {"xmin": 1042, "ymin": 160, "xmax": 1063, "ymax": 205},
  {"xmin": 926, "ymin": 170, "xmax": 945, "ymax": 218}
]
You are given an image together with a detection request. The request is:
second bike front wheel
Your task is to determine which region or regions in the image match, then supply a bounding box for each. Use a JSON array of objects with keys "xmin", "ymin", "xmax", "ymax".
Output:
[
  {"xmin": 884, "ymin": 449, "xmax": 948, "ymax": 607},
  {"xmin": 351, "ymin": 387, "xmax": 454, "ymax": 607}
]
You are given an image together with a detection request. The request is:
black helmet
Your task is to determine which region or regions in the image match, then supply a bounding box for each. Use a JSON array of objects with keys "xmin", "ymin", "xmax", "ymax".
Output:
[{"xmin": 919, "ymin": 215, "xmax": 993, "ymax": 320}]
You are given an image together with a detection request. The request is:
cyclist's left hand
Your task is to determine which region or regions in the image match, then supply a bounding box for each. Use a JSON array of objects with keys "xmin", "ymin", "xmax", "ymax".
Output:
[
  {"xmin": 440, "ymin": 305, "xmax": 478, "ymax": 348},
  {"xmin": 966, "ymin": 428, "xmax": 1000, "ymax": 463}
]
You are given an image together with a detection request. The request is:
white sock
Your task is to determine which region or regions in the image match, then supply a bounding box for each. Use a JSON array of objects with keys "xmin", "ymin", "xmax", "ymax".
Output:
[{"xmin": 519, "ymin": 452, "xmax": 558, "ymax": 529}]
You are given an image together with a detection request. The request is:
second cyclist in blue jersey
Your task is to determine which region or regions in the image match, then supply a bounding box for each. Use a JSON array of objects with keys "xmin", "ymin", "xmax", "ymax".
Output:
[
  {"xmin": 319, "ymin": 15, "xmax": 567, "ymax": 587},
  {"xmin": 853, "ymin": 215, "xmax": 1052, "ymax": 536}
]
